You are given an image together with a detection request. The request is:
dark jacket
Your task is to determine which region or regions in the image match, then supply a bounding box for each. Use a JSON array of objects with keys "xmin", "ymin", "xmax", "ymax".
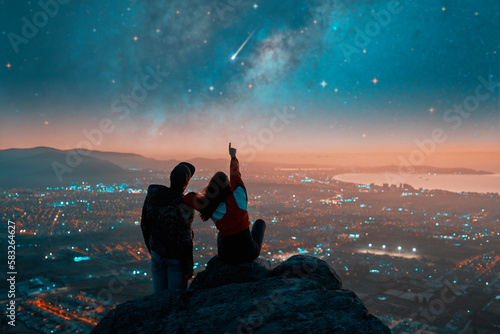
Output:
[{"xmin": 141, "ymin": 184, "xmax": 194, "ymax": 276}]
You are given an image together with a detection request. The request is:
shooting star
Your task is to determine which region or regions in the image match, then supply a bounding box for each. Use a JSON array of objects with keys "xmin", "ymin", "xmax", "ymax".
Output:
[{"xmin": 231, "ymin": 29, "xmax": 256, "ymax": 60}]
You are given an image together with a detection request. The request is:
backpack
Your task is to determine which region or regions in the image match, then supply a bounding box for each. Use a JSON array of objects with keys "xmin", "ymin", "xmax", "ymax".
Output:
[{"xmin": 150, "ymin": 196, "xmax": 184, "ymax": 258}]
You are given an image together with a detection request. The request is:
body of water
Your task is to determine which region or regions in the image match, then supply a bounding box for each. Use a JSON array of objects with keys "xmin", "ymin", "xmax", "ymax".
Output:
[{"xmin": 334, "ymin": 173, "xmax": 500, "ymax": 194}]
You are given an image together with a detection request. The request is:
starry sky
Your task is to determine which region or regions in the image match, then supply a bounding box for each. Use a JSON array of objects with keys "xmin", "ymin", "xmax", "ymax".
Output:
[{"xmin": 0, "ymin": 0, "xmax": 499, "ymax": 163}]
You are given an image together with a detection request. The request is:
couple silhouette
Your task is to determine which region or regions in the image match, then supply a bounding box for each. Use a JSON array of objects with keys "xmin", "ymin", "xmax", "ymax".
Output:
[{"xmin": 140, "ymin": 143, "xmax": 266, "ymax": 292}]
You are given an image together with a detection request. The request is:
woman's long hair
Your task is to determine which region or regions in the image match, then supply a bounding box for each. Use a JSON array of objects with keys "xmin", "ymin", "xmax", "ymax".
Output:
[{"xmin": 198, "ymin": 171, "xmax": 232, "ymax": 221}]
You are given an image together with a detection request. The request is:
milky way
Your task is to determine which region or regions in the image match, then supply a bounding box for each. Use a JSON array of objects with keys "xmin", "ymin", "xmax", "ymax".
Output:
[{"xmin": 0, "ymin": 0, "xmax": 498, "ymax": 157}]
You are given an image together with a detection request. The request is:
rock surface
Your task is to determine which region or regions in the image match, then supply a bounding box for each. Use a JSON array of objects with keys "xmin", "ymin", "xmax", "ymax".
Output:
[
  {"xmin": 189, "ymin": 255, "xmax": 270, "ymax": 290},
  {"xmin": 91, "ymin": 255, "xmax": 390, "ymax": 334}
]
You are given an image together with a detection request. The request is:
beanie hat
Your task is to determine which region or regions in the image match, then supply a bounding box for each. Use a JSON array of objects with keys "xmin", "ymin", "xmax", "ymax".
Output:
[{"xmin": 170, "ymin": 162, "xmax": 195, "ymax": 190}]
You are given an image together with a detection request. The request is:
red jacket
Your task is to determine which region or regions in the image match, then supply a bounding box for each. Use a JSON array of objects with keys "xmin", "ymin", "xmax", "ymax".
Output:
[{"xmin": 183, "ymin": 157, "xmax": 250, "ymax": 236}]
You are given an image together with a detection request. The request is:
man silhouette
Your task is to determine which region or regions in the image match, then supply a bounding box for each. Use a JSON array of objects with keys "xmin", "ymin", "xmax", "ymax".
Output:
[{"xmin": 141, "ymin": 162, "xmax": 195, "ymax": 292}]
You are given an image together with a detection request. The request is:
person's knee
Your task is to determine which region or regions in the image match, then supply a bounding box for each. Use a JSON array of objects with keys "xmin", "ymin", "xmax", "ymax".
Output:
[
  {"xmin": 255, "ymin": 219, "xmax": 266, "ymax": 228},
  {"xmin": 257, "ymin": 219, "xmax": 266, "ymax": 234}
]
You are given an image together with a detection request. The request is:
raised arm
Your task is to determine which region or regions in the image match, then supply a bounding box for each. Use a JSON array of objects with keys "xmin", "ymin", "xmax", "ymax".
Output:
[{"xmin": 229, "ymin": 143, "xmax": 244, "ymax": 190}]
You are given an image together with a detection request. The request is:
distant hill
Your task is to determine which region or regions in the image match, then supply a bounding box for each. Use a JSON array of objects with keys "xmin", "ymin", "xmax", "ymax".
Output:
[
  {"xmin": 0, "ymin": 147, "xmax": 491, "ymax": 189},
  {"xmin": 77, "ymin": 149, "xmax": 174, "ymax": 170},
  {"xmin": 78, "ymin": 149, "xmax": 230, "ymax": 172},
  {"xmin": 0, "ymin": 147, "xmax": 132, "ymax": 188},
  {"xmin": 0, "ymin": 147, "xmax": 237, "ymax": 188}
]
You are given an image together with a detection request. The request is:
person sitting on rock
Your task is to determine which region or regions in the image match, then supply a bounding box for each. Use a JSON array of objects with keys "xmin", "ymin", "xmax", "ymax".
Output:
[
  {"xmin": 183, "ymin": 143, "xmax": 266, "ymax": 264},
  {"xmin": 141, "ymin": 162, "xmax": 195, "ymax": 292}
]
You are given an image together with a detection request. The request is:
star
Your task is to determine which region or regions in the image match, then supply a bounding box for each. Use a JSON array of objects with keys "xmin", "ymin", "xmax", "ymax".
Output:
[
  {"xmin": 133, "ymin": 36, "xmax": 138, "ymax": 41},
  {"xmin": 474, "ymin": 12, "xmax": 479, "ymax": 16},
  {"xmin": 209, "ymin": 86, "xmax": 215, "ymax": 91},
  {"xmin": 372, "ymin": 77, "xmax": 379, "ymax": 85},
  {"xmin": 362, "ymin": 133, "xmax": 367, "ymax": 138},
  {"xmin": 6, "ymin": 63, "xmax": 12, "ymax": 69},
  {"xmin": 320, "ymin": 80, "xmax": 328, "ymax": 88},
  {"xmin": 429, "ymin": 107, "xmax": 435, "ymax": 114},
  {"xmin": 334, "ymin": 88, "xmax": 339, "ymax": 93},
  {"xmin": 44, "ymin": 121, "xmax": 49, "ymax": 125},
  {"xmin": 441, "ymin": 7, "xmax": 446, "ymax": 12},
  {"xmin": 248, "ymin": 84, "xmax": 253, "ymax": 89},
  {"xmin": 362, "ymin": 49, "xmax": 367, "ymax": 54},
  {"xmin": 253, "ymin": 4, "xmax": 258, "ymax": 9}
]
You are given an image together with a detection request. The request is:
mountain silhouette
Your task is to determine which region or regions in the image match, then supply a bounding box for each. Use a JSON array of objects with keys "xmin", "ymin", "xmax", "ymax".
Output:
[
  {"xmin": 0, "ymin": 147, "xmax": 131, "ymax": 188},
  {"xmin": 1, "ymin": 146, "xmax": 490, "ymax": 189}
]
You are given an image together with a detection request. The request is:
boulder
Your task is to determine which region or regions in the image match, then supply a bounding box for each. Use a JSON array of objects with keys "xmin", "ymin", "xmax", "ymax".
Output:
[{"xmin": 91, "ymin": 255, "xmax": 390, "ymax": 334}]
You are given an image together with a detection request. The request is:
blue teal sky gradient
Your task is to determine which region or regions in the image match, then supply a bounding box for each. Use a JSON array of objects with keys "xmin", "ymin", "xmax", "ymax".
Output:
[{"xmin": 0, "ymin": 0, "xmax": 498, "ymax": 162}]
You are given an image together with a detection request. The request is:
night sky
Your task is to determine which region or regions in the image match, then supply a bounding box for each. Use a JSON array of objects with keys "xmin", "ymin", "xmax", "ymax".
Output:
[{"xmin": 1, "ymin": 0, "xmax": 499, "ymax": 161}]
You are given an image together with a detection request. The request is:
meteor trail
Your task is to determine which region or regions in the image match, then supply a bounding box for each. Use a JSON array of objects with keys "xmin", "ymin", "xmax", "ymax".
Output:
[{"xmin": 231, "ymin": 29, "xmax": 256, "ymax": 60}]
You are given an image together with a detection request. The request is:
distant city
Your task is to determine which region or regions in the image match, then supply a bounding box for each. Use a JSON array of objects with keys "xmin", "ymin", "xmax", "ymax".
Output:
[{"xmin": 1, "ymin": 162, "xmax": 499, "ymax": 333}]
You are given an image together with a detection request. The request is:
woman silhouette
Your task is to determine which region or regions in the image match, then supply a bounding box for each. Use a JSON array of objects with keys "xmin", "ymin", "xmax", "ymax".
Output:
[{"xmin": 183, "ymin": 143, "xmax": 266, "ymax": 263}]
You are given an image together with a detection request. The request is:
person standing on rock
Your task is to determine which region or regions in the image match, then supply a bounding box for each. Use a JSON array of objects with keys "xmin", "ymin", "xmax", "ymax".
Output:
[
  {"xmin": 141, "ymin": 162, "xmax": 196, "ymax": 292},
  {"xmin": 183, "ymin": 143, "xmax": 266, "ymax": 264}
]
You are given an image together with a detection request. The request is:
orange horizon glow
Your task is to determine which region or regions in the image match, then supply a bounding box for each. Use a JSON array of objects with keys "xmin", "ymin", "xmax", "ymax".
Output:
[{"xmin": 2, "ymin": 142, "xmax": 499, "ymax": 172}]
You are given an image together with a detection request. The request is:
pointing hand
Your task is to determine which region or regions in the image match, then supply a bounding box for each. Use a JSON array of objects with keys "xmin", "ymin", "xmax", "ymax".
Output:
[{"xmin": 229, "ymin": 142, "xmax": 237, "ymax": 158}]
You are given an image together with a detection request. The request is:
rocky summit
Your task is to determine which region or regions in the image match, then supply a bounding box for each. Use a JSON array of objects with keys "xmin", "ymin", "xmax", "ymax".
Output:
[{"xmin": 91, "ymin": 255, "xmax": 390, "ymax": 334}]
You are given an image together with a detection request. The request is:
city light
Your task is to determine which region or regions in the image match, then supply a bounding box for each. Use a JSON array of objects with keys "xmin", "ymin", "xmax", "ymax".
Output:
[{"xmin": 3, "ymin": 153, "xmax": 498, "ymax": 332}]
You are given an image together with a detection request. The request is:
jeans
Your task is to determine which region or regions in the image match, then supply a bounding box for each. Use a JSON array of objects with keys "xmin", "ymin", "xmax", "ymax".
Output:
[
  {"xmin": 151, "ymin": 250, "xmax": 187, "ymax": 293},
  {"xmin": 217, "ymin": 219, "xmax": 266, "ymax": 264}
]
